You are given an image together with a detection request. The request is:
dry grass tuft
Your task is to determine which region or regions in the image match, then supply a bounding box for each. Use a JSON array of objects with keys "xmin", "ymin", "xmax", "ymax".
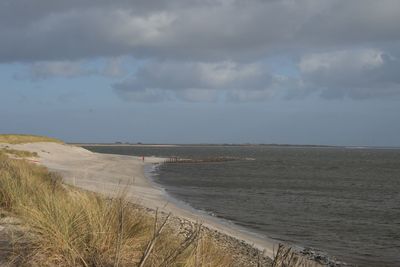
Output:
[
  {"xmin": 0, "ymin": 153, "xmax": 235, "ymax": 266},
  {"xmin": 272, "ymin": 244, "xmax": 324, "ymax": 267},
  {"xmin": 0, "ymin": 148, "xmax": 38, "ymax": 158},
  {"xmin": 0, "ymin": 134, "xmax": 63, "ymax": 144}
]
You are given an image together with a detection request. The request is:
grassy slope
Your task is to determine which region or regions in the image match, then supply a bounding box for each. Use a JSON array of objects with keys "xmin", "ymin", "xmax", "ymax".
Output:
[
  {"xmin": 0, "ymin": 134, "xmax": 63, "ymax": 144},
  {"xmin": 0, "ymin": 148, "xmax": 38, "ymax": 158},
  {"xmin": 0, "ymin": 152, "xmax": 234, "ymax": 266}
]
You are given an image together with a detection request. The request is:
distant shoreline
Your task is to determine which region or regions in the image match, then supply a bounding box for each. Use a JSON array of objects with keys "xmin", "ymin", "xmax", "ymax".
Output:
[
  {"xmin": 72, "ymin": 143, "xmax": 179, "ymax": 147},
  {"xmin": 72, "ymin": 143, "xmax": 400, "ymax": 150},
  {"xmin": 71, "ymin": 142, "xmax": 337, "ymax": 147}
]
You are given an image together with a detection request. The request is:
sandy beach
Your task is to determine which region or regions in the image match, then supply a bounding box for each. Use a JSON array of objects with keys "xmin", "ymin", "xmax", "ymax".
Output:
[{"xmin": 1, "ymin": 142, "xmax": 326, "ymax": 266}]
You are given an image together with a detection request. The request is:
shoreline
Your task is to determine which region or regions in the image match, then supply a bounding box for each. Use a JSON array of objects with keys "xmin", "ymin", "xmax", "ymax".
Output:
[
  {"xmin": 142, "ymin": 163, "xmax": 281, "ymax": 255},
  {"xmin": 2, "ymin": 142, "xmax": 328, "ymax": 266},
  {"xmin": 144, "ymin": 163, "xmax": 341, "ymax": 267}
]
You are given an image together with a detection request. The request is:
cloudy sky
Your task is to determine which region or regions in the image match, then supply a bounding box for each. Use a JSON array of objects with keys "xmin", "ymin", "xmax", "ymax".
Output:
[{"xmin": 1, "ymin": 0, "xmax": 400, "ymax": 146}]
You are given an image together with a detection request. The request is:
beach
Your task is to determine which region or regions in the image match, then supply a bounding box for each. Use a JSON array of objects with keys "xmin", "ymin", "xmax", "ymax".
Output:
[
  {"xmin": 0, "ymin": 142, "xmax": 329, "ymax": 266},
  {"xmin": 0, "ymin": 142, "xmax": 272, "ymax": 263}
]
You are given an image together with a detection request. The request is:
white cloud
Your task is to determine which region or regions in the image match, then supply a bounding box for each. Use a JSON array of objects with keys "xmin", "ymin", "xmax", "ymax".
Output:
[
  {"xmin": 299, "ymin": 48, "xmax": 400, "ymax": 98},
  {"xmin": 197, "ymin": 62, "xmax": 262, "ymax": 88},
  {"xmin": 299, "ymin": 49, "xmax": 384, "ymax": 74},
  {"xmin": 113, "ymin": 48, "xmax": 400, "ymax": 102},
  {"xmin": 113, "ymin": 60, "xmax": 283, "ymax": 102}
]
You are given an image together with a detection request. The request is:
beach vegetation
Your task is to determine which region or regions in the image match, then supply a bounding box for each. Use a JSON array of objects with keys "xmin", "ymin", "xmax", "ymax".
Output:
[
  {"xmin": 0, "ymin": 134, "xmax": 63, "ymax": 144},
  {"xmin": 0, "ymin": 147, "xmax": 38, "ymax": 158},
  {"xmin": 0, "ymin": 152, "xmax": 234, "ymax": 266}
]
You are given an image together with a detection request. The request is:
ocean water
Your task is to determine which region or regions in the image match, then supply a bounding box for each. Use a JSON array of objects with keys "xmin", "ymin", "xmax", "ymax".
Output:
[{"xmin": 83, "ymin": 145, "xmax": 400, "ymax": 266}]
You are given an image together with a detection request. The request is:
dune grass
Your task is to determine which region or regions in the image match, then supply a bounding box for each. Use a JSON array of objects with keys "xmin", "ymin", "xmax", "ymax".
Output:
[
  {"xmin": 0, "ymin": 152, "xmax": 234, "ymax": 266},
  {"xmin": 0, "ymin": 134, "xmax": 63, "ymax": 144},
  {"xmin": 0, "ymin": 148, "xmax": 38, "ymax": 158}
]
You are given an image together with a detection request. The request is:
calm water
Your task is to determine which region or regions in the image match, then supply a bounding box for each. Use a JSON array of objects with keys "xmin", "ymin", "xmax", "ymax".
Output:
[{"xmin": 83, "ymin": 145, "xmax": 400, "ymax": 266}]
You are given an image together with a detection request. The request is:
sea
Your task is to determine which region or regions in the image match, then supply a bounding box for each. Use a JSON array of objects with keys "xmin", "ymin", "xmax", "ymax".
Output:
[{"xmin": 83, "ymin": 145, "xmax": 400, "ymax": 266}]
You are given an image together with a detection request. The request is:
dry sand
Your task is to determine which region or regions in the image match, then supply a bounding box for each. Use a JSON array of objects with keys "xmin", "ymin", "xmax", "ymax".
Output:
[{"xmin": 1, "ymin": 142, "xmax": 281, "ymax": 260}]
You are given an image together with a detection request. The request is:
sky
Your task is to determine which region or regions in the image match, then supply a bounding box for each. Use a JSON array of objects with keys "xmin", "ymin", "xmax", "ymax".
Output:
[{"xmin": 1, "ymin": 0, "xmax": 400, "ymax": 146}]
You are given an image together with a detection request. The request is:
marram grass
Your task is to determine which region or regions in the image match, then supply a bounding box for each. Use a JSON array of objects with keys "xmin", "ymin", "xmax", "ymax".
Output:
[
  {"xmin": 0, "ymin": 152, "xmax": 234, "ymax": 266},
  {"xmin": 0, "ymin": 147, "xmax": 38, "ymax": 158},
  {"xmin": 0, "ymin": 134, "xmax": 63, "ymax": 144}
]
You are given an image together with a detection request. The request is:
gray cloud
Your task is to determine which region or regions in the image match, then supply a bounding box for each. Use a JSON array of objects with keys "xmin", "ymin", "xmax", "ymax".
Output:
[
  {"xmin": 113, "ymin": 48, "xmax": 400, "ymax": 102},
  {"xmin": 2, "ymin": 0, "xmax": 400, "ymax": 101},
  {"xmin": 1, "ymin": 0, "xmax": 400, "ymax": 62},
  {"xmin": 299, "ymin": 48, "xmax": 400, "ymax": 99},
  {"xmin": 113, "ymin": 61, "xmax": 285, "ymax": 102}
]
